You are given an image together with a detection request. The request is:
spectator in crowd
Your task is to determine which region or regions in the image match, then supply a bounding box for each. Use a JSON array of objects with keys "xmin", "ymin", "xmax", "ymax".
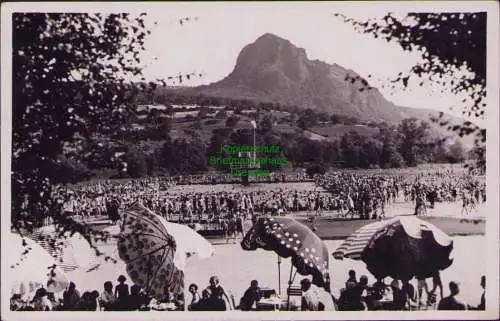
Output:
[
  {"xmin": 371, "ymin": 278, "xmax": 387, "ymax": 301},
  {"xmin": 32, "ymin": 288, "xmax": 52, "ymax": 311},
  {"xmin": 438, "ymin": 281, "xmax": 466, "ymax": 310},
  {"xmin": 390, "ymin": 280, "xmax": 407, "ymax": 310},
  {"xmin": 125, "ymin": 285, "xmax": 147, "ymax": 311},
  {"xmin": 189, "ymin": 288, "xmax": 212, "ymax": 311},
  {"xmin": 468, "ymin": 276, "xmax": 485, "ymax": 311},
  {"xmin": 75, "ymin": 291, "xmax": 100, "ymax": 311},
  {"xmin": 63, "ymin": 282, "xmax": 80, "ymax": 310},
  {"xmin": 99, "ymin": 281, "xmax": 116, "ymax": 311},
  {"xmin": 115, "ymin": 275, "xmax": 130, "ymax": 310},
  {"xmin": 10, "ymin": 294, "xmax": 24, "ymax": 311},
  {"xmin": 428, "ymin": 271, "xmax": 443, "ymax": 304},
  {"xmin": 238, "ymin": 280, "xmax": 262, "ymax": 311},
  {"xmin": 337, "ymin": 280, "xmax": 358, "ymax": 311},
  {"xmin": 402, "ymin": 280, "xmax": 417, "ymax": 308},
  {"xmin": 187, "ymin": 283, "xmax": 201, "ymax": 311},
  {"xmin": 206, "ymin": 275, "xmax": 231, "ymax": 310},
  {"xmin": 300, "ymin": 278, "xmax": 324, "ymax": 311},
  {"xmin": 345, "ymin": 270, "xmax": 358, "ymax": 288},
  {"xmin": 353, "ymin": 275, "xmax": 370, "ymax": 310},
  {"xmin": 416, "ymin": 276, "xmax": 429, "ymax": 307}
]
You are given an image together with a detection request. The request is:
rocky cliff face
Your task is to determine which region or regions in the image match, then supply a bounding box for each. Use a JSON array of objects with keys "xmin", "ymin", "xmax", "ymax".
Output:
[{"xmin": 194, "ymin": 33, "xmax": 425, "ymax": 122}]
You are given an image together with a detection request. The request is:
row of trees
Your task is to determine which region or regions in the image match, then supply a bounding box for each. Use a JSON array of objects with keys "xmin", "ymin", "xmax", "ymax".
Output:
[{"xmin": 86, "ymin": 115, "xmax": 467, "ymax": 179}]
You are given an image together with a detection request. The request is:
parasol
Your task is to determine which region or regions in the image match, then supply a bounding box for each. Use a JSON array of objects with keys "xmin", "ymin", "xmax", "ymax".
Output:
[
  {"xmin": 332, "ymin": 215, "xmax": 453, "ymax": 281},
  {"xmin": 158, "ymin": 219, "xmax": 214, "ymax": 270},
  {"xmin": 106, "ymin": 217, "xmax": 214, "ymax": 269},
  {"xmin": 117, "ymin": 202, "xmax": 213, "ymax": 300},
  {"xmin": 241, "ymin": 216, "xmax": 329, "ymax": 290}
]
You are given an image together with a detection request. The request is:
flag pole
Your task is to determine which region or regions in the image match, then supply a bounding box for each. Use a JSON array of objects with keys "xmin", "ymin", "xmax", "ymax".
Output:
[
  {"xmin": 287, "ymin": 262, "xmax": 293, "ymax": 310},
  {"xmin": 277, "ymin": 255, "xmax": 282, "ymax": 295}
]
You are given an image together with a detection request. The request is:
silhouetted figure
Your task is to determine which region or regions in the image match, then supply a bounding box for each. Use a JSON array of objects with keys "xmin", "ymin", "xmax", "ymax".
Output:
[
  {"xmin": 239, "ymin": 280, "xmax": 261, "ymax": 311},
  {"xmin": 438, "ymin": 282, "xmax": 465, "ymax": 310}
]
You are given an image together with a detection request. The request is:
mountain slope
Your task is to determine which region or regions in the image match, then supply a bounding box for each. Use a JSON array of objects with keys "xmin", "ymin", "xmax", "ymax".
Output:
[{"xmin": 191, "ymin": 33, "xmax": 426, "ymax": 123}]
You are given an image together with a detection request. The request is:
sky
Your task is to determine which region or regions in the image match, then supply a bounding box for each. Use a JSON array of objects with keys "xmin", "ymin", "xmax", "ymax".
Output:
[{"xmin": 126, "ymin": 3, "xmax": 488, "ymax": 125}]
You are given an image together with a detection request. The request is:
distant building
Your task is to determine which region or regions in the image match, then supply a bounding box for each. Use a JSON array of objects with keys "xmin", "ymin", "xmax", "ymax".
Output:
[{"xmin": 136, "ymin": 104, "xmax": 168, "ymax": 112}]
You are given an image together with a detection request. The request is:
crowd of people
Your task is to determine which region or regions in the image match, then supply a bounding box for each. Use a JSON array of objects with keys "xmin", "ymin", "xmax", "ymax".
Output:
[
  {"xmin": 333, "ymin": 270, "xmax": 485, "ymax": 312},
  {"xmin": 11, "ymin": 275, "xmax": 182, "ymax": 312},
  {"xmin": 10, "ymin": 274, "xmax": 246, "ymax": 312},
  {"xmin": 10, "ymin": 270, "xmax": 486, "ymax": 312},
  {"xmin": 11, "ymin": 168, "xmax": 487, "ymax": 312},
  {"xmin": 35, "ymin": 169, "xmax": 485, "ymax": 235},
  {"xmin": 316, "ymin": 171, "xmax": 485, "ymax": 219}
]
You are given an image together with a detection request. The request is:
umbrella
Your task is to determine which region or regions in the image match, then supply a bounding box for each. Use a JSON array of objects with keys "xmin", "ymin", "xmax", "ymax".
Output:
[
  {"xmin": 332, "ymin": 216, "xmax": 453, "ymax": 281},
  {"xmin": 105, "ymin": 219, "xmax": 214, "ymax": 269},
  {"xmin": 22, "ymin": 226, "xmax": 98, "ymax": 272},
  {"xmin": 8, "ymin": 232, "xmax": 61, "ymax": 296},
  {"xmin": 241, "ymin": 216, "xmax": 329, "ymax": 290},
  {"xmin": 158, "ymin": 219, "xmax": 214, "ymax": 270},
  {"xmin": 117, "ymin": 202, "xmax": 186, "ymax": 299}
]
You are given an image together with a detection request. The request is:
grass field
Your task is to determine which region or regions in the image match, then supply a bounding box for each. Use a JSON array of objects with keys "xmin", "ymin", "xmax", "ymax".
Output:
[{"xmin": 309, "ymin": 123, "xmax": 379, "ymax": 140}]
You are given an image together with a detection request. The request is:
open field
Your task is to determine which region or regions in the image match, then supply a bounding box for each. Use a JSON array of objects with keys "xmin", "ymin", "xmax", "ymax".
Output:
[{"xmin": 309, "ymin": 123, "xmax": 379, "ymax": 140}]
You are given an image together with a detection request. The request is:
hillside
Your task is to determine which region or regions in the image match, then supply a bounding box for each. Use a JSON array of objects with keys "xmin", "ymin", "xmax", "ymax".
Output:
[{"xmin": 185, "ymin": 33, "xmax": 444, "ymax": 124}]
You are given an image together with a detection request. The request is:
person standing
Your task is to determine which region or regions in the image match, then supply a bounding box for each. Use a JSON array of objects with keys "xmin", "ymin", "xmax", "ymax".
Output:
[{"xmin": 114, "ymin": 275, "xmax": 130, "ymax": 310}]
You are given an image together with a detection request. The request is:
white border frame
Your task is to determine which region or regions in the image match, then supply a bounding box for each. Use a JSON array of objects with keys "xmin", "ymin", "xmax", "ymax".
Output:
[{"xmin": 1, "ymin": 1, "xmax": 499, "ymax": 321}]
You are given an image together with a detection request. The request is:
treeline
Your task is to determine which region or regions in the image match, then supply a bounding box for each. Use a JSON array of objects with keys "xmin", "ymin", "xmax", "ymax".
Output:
[{"xmin": 61, "ymin": 115, "xmax": 468, "ymax": 181}]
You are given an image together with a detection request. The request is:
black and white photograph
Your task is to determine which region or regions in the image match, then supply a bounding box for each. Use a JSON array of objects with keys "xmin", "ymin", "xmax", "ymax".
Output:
[{"xmin": 1, "ymin": 1, "xmax": 499, "ymax": 320}]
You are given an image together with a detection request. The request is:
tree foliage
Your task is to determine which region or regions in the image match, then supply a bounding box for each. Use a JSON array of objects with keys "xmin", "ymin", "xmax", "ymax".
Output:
[
  {"xmin": 334, "ymin": 12, "xmax": 486, "ymax": 171},
  {"xmin": 10, "ymin": 12, "xmax": 194, "ymax": 257}
]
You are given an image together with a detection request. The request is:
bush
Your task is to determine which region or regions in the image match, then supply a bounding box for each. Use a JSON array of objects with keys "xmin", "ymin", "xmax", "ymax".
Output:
[
  {"xmin": 306, "ymin": 163, "xmax": 327, "ymax": 177},
  {"xmin": 204, "ymin": 119, "xmax": 220, "ymax": 125}
]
